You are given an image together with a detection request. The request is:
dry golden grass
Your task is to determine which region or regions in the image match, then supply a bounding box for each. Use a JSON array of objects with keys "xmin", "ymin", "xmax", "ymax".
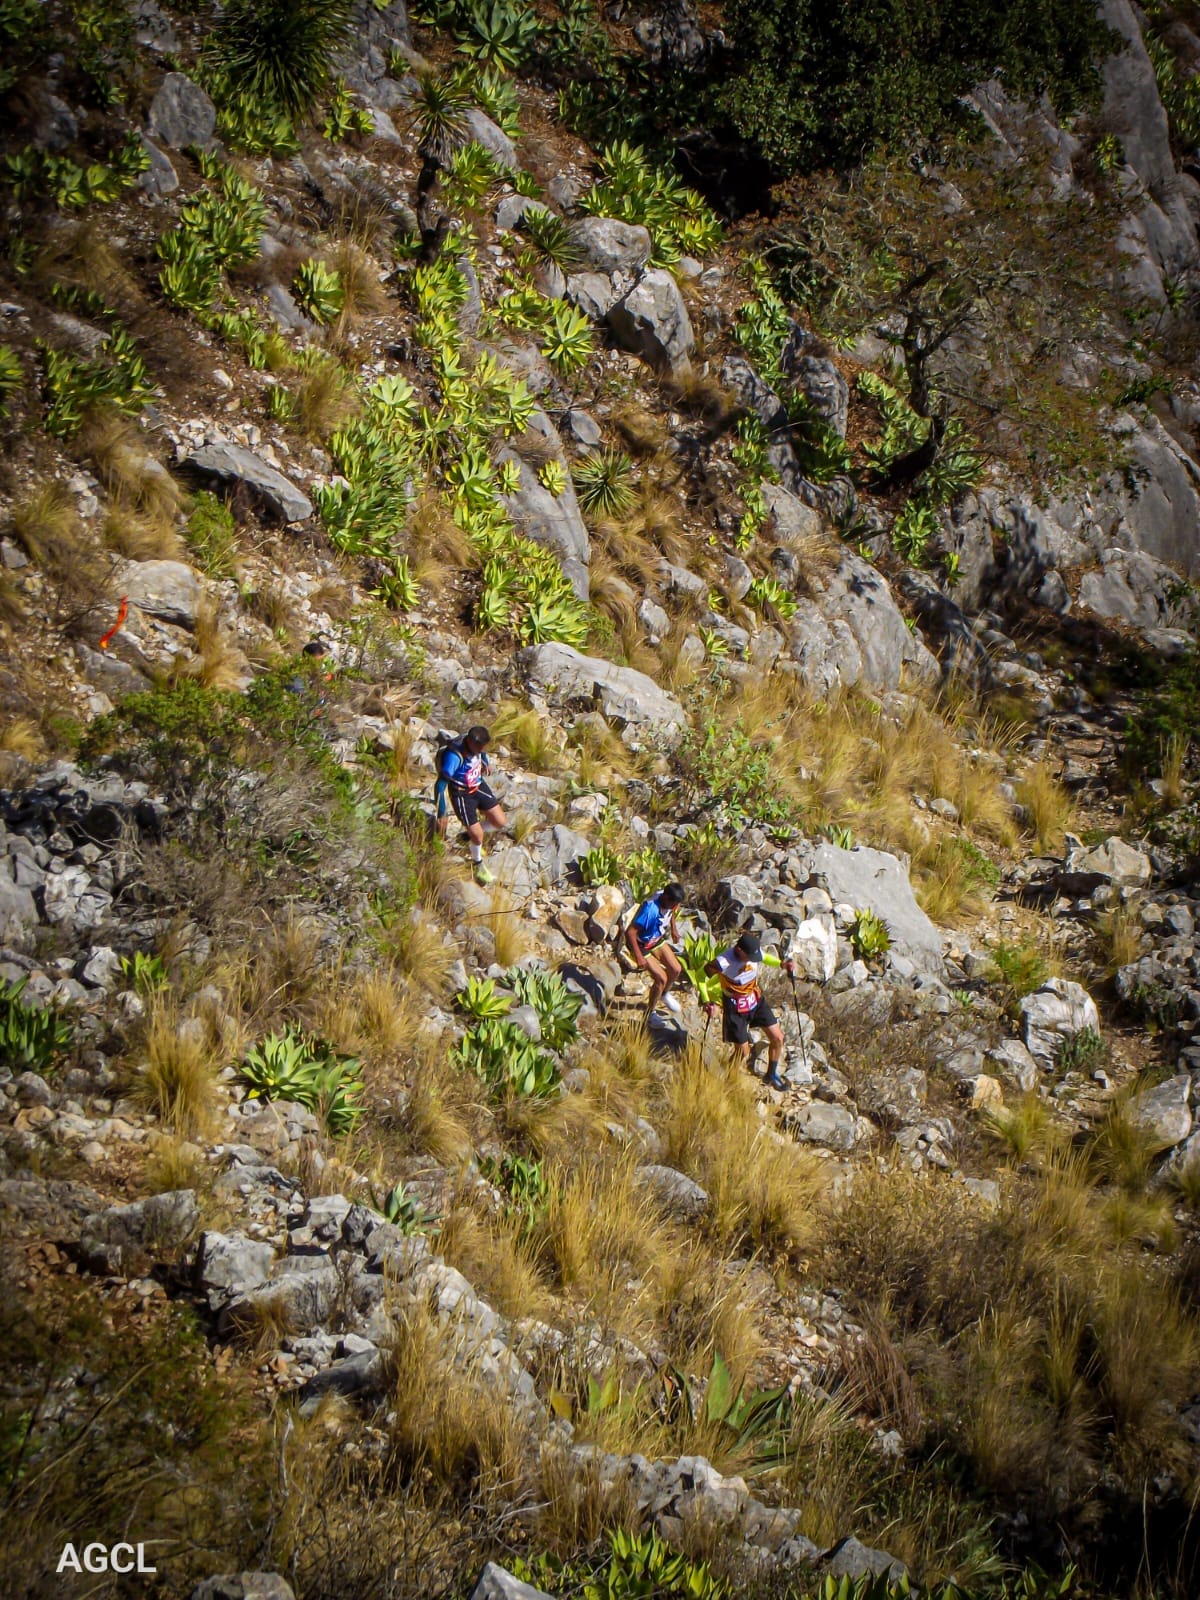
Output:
[
  {"xmin": 402, "ymin": 1043, "xmax": 478, "ymax": 1162},
  {"xmin": 657, "ymin": 1047, "xmax": 824, "ymax": 1257},
  {"xmin": 435, "ymin": 1195, "xmax": 552, "ymax": 1319},
  {"xmin": 10, "ymin": 482, "xmax": 77, "ymax": 564},
  {"xmin": 35, "ymin": 220, "xmax": 139, "ymax": 309},
  {"xmin": 389, "ymin": 910, "xmax": 456, "ymax": 998},
  {"xmin": 536, "ymin": 1439, "xmax": 640, "ymax": 1554},
  {"xmin": 132, "ymin": 1001, "xmax": 222, "ymax": 1136},
  {"xmin": 587, "ymin": 548, "xmax": 639, "ymax": 628},
  {"xmin": 407, "ymin": 492, "xmax": 474, "ymax": 580},
  {"xmin": 103, "ymin": 508, "xmax": 183, "ymax": 562},
  {"xmin": 329, "ymin": 240, "xmax": 391, "ymax": 322},
  {"xmin": 224, "ymin": 1287, "xmax": 299, "ymax": 1356},
  {"xmin": 382, "ymin": 1300, "xmax": 533, "ymax": 1502},
  {"xmin": 179, "ymin": 601, "xmax": 249, "ymax": 691},
  {"xmin": 1160, "ymin": 731, "xmax": 1189, "ymax": 809},
  {"xmin": 664, "ymin": 368, "xmax": 739, "ymax": 430},
  {"xmin": 1093, "ymin": 903, "xmax": 1144, "ymax": 977},
  {"xmin": 294, "ymin": 358, "xmax": 361, "ymax": 441},
  {"xmin": 0, "ymin": 717, "xmax": 45, "ymax": 761},
  {"xmin": 243, "ymin": 578, "xmax": 299, "ymax": 637},
  {"xmin": 215, "ymin": 911, "xmax": 330, "ymax": 1034},
  {"xmin": 1016, "ymin": 761, "xmax": 1075, "ymax": 853},
  {"xmin": 612, "ymin": 402, "xmax": 667, "ymax": 455},
  {"xmin": 914, "ymin": 833, "xmax": 994, "ymax": 926},
  {"xmin": 628, "ymin": 489, "xmax": 691, "ymax": 567},
  {"xmin": 142, "ymin": 1134, "xmax": 208, "ymax": 1195},
  {"xmin": 488, "ymin": 880, "xmax": 529, "ymax": 967},
  {"xmin": 80, "ymin": 412, "xmax": 184, "ymax": 522},
  {"xmin": 491, "ymin": 699, "xmax": 562, "ymax": 773}
]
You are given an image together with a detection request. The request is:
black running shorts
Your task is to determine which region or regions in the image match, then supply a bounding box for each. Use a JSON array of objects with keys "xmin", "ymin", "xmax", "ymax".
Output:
[
  {"xmin": 451, "ymin": 781, "xmax": 499, "ymax": 828},
  {"xmin": 722, "ymin": 995, "xmax": 777, "ymax": 1045}
]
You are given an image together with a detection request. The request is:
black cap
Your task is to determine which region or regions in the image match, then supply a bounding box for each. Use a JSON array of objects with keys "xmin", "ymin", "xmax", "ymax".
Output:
[{"xmin": 735, "ymin": 932, "xmax": 762, "ymax": 960}]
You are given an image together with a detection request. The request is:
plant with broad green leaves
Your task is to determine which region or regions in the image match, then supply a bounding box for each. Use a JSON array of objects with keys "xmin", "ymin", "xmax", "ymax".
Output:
[
  {"xmin": 205, "ymin": 0, "xmax": 354, "ymax": 116},
  {"xmin": 679, "ymin": 931, "xmax": 721, "ymax": 1004},
  {"xmin": 478, "ymin": 1151, "xmax": 548, "ymax": 1234},
  {"xmin": 215, "ymin": 93, "xmax": 300, "ymax": 156},
  {"xmin": 241, "ymin": 1024, "xmax": 365, "ymax": 1136},
  {"xmin": 746, "ymin": 574, "xmax": 798, "ymax": 619},
  {"xmin": 120, "ymin": 952, "xmax": 169, "ymax": 995},
  {"xmin": 2, "ymin": 135, "xmax": 148, "ymax": 209},
  {"xmin": 324, "ymin": 79, "xmax": 374, "ymax": 140},
  {"xmin": 454, "ymin": 0, "xmax": 539, "ymax": 68},
  {"xmin": 372, "ymin": 555, "xmax": 419, "ymax": 610},
  {"xmin": 293, "ymin": 259, "xmax": 345, "ymax": 325},
  {"xmin": 40, "ymin": 327, "xmax": 155, "ymax": 439},
  {"xmin": 455, "ymin": 60, "xmax": 522, "ymax": 137},
  {"xmin": 443, "ymin": 141, "xmax": 503, "ymax": 210},
  {"xmin": 0, "ymin": 344, "xmax": 22, "ymax": 418},
  {"xmin": 917, "ymin": 417, "xmax": 984, "ymax": 505},
  {"xmin": 540, "ymin": 299, "xmax": 594, "ymax": 375},
  {"xmin": 538, "ymin": 459, "xmax": 568, "ymax": 496},
  {"xmin": 453, "ymin": 1016, "xmax": 561, "ymax": 1097},
  {"xmin": 891, "ymin": 498, "xmax": 939, "ymax": 564},
  {"xmin": 503, "ymin": 966, "xmax": 583, "ymax": 1048},
  {"xmin": 623, "ymin": 845, "xmax": 668, "ymax": 901},
  {"xmin": 579, "ymin": 141, "xmax": 722, "ymax": 266},
  {"xmin": 681, "ymin": 716, "xmax": 794, "ymax": 828},
  {"xmin": 573, "ymin": 448, "xmax": 635, "ymax": 516},
  {"xmin": 497, "ymin": 457, "xmax": 522, "ymax": 494},
  {"xmin": 850, "ymin": 908, "xmax": 891, "ymax": 960},
  {"xmin": 732, "ymin": 260, "xmax": 792, "ymax": 389},
  {"xmin": 519, "ymin": 595, "xmax": 589, "ymax": 647},
  {"xmin": 374, "ymin": 1181, "xmax": 429, "ymax": 1233},
  {"xmin": 578, "ymin": 843, "xmax": 623, "ymax": 887},
  {"xmin": 457, "ymin": 974, "xmax": 513, "ymax": 1020},
  {"xmin": 858, "ymin": 369, "xmax": 929, "ymax": 476},
  {"xmin": 0, "ymin": 978, "xmax": 73, "ymax": 1073}
]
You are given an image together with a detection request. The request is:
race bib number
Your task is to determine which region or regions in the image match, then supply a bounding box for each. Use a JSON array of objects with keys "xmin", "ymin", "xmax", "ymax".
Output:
[{"xmin": 733, "ymin": 991, "xmax": 757, "ymax": 1014}]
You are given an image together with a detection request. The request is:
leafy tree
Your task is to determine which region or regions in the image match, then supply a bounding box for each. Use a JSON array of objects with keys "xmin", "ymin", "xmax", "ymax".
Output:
[{"xmin": 711, "ymin": 0, "xmax": 1119, "ymax": 174}]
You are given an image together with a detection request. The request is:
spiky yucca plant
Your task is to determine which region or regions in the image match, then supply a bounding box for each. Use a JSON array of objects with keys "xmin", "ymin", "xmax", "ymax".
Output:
[
  {"xmin": 208, "ymin": 0, "xmax": 354, "ymax": 116},
  {"xmin": 573, "ymin": 448, "xmax": 634, "ymax": 516}
]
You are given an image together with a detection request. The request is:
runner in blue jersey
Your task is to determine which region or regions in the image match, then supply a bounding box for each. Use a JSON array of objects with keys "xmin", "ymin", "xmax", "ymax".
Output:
[
  {"xmin": 434, "ymin": 724, "xmax": 508, "ymax": 884},
  {"xmin": 624, "ymin": 881, "xmax": 685, "ymax": 1023}
]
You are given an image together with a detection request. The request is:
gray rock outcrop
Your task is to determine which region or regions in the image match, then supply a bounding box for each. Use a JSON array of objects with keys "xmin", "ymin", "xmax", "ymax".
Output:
[
  {"xmin": 147, "ymin": 72, "xmax": 216, "ymax": 149},
  {"xmin": 185, "ymin": 443, "xmax": 313, "ymax": 524},
  {"xmin": 519, "ymin": 643, "xmax": 687, "ymax": 744}
]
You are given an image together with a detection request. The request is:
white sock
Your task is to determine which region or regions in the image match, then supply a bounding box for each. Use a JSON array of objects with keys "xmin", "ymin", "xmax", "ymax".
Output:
[{"xmin": 469, "ymin": 842, "xmax": 483, "ymax": 864}]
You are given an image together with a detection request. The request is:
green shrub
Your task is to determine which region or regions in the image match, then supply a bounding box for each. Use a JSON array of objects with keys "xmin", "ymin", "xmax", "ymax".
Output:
[
  {"xmin": 503, "ymin": 967, "xmax": 583, "ymax": 1049},
  {"xmin": 40, "ymin": 327, "xmax": 154, "ymax": 438},
  {"xmin": 710, "ymin": 0, "xmax": 1117, "ymax": 174},
  {"xmin": 0, "ymin": 344, "xmax": 22, "ymax": 419},
  {"xmin": 578, "ymin": 843, "xmax": 623, "ymax": 887},
  {"xmin": 454, "ymin": 0, "xmax": 539, "ymax": 68},
  {"xmin": 206, "ymin": 0, "xmax": 354, "ymax": 116},
  {"xmin": 457, "ymin": 974, "xmax": 513, "ymax": 1020},
  {"xmin": 0, "ymin": 979, "xmax": 72, "ymax": 1074},
  {"xmin": 323, "ymin": 79, "xmax": 373, "ymax": 141},
  {"xmin": 119, "ymin": 952, "xmax": 169, "ymax": 995},
  {"xmin": 579, "ymin": 140, "xmax": 722, "ymax": 266},
  {"xmin": 293, "ymin": 259, "xmax": 345, "ymax": 325},
  {"xmin": 241, "ymin": 1024, "xmax": 364, "ymax": 1136},
  {"xmin": 478, "ymin": 1151, "xmax": 548, "ymax": 1234},
  {"xmin": 850, "ymin": 908, "xmax": 891, "ymax": 960},
  {"xmin": 186, "ymin": 491, "xmax": 239, "ymax": 578},
  {"xmin": 573, "ymin": 448, "xmax": 635, "ymax": 516},
  {"xmin": 452, "ymin": 1016, "xmax": 561, "ymax": 1097}
]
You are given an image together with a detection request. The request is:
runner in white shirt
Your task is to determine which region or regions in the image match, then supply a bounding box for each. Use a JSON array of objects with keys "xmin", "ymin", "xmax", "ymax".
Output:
[{"xmin": 705, "ymin": 931, "xmax": 795, "ymax": 1088}]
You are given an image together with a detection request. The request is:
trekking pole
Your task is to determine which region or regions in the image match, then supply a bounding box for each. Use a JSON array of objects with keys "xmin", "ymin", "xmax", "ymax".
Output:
[
  {"xmin": 788, "ymin": 971, "xmax": 810, "ymax": 1078},
  {"xmin": 700, "ymin": 1007, "xmax": 713, "ymax": 1059}
]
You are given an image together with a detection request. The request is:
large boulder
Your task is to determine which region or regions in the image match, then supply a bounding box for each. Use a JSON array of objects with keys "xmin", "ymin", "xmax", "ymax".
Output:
[
  {"xmin": 79, "ymin": 1189, "xmax": 199, "ymax": 1272},
  {"xmin": 1132, "ymin": 1073, "xmax": 1192, "ymax": 1150},
  {"xmin": 470, "ymin": 1565, "xmax": 554, "ymax": 1600},
  {"xmin": 119, "ymin": 559, "xmax": 201, "ymax": 629},
  {"xmin": 196, "ymin": 1230, "xmax": 275, "ymax": 1310},
  {"xmin": 1019, "ymin": 979, "xmax": 1101, "ymax": 1065},
  {"xmin": 190, "ymin": 1578, "xmax": 295, "ymax": 1600},
  {"xmin": 497, "ymin": 411, "xmax": 590, "ymax": 596},
  {"xmin": 519, "ymin": 643, "xmax": 687, "ymax": 745},
  {"xmin": 185, "ymin": 443, "xmax": 313, "ymax": 524},
  {"xmin": 810, "ymin": 552, "xmax": 940, "ymax": 693},
  {"xmin": 789, "ymin": 915, "xmax": 838, "ymax": 983},
  {"xmin": 147, "ymin": 72, "xmax": 215, "ymax": 149},
  {"xmin": 1061, "ymin": 835, "xmax": 1152, "ymax": 892},
  {"xmin": 797, "ymin": 841, "xmax": 944, "ymax": 976},
  {"xmin": 780, "ymin": 325, "xmax": 849, "ymax": 437},
  {"xmin": 607, "ymin": 269, "xmax": 695, "ymax": 375},
  {"xmin": 571, "ymin": 217, "xmax": 652, "ymax": 276},
  {"xmin": 785, "ymin": 1101, "xmax": 863, "ymax": 1151},
  {"xmin": 330, "ymin": 0, "xmax": 411, "ymax": 108}
]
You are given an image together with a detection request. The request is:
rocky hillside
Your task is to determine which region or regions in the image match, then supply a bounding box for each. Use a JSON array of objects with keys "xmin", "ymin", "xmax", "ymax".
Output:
[{"xmin": 5, "ymin": 2, "xmax": 1200, "ymax": 1597}]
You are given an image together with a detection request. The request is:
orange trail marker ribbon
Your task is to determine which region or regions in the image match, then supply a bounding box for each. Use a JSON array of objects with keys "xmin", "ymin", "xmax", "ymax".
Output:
[{"xmin": 98, "ymin": 596, "xmax": 128, "ymax": 651}]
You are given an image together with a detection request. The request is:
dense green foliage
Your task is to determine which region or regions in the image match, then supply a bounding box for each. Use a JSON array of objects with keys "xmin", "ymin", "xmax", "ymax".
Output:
[
  {"xmin": 205, "ymin": 0, "xmax": 354, "ymax": 116},
  {"xmin": 711, "ymin": 0, "xmax": 1116, "ymax": 173}
]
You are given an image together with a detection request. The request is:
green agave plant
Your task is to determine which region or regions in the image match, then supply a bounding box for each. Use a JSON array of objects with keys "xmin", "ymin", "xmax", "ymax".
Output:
[
  {"xmin": 537, "ymin": 458, "xmax": 568, "ymax": 496},
  {"xmin": 578, "ymin": 843, "xmax": 622, "ymax": 888},
  {"xmin": 891, "ymin": 498, "xmax": 938, "ymax": 564},
  {"xmin": 241, "ymin": 1024, "xmax": 365, "ymax": 1136},
  {"xmin": 540, "ymin": 299, "xmax": 594, "ymax": 375},
  {"xmin": 293, "ymin": 259, "xmax": 345, "ymax": 325},
  {"xmin": 573, "ymin": 448, "xmax": 634, "ymax": 516},
  {"xmin": 0, "ymin": 977, "xmax": 73, "ymax": 1074},
  {"xmin": 680, "ymin": 931, "xmax": 721, "ymax": 1004},
  {"xmin": 503, "ymin": 967, "xmax": 583, "ymax": 1049},
  {"xmin": 746, "ymin": 573, "xmax": 798, "ymax": 620},
  {"xmin": 457, "ymin": 973, "xmax": 513, "ymax": 1020},
  {"xmin": 454, "ymin": 0, "xmax": 539, "ymax": 68},
  {"xmin": 453, "ymin": 1016, "xmax": 561, "ymax": 1098},
  {"xmin": 323, "ymin": 78, "xmax": 373, "ymax": 141},
  {"xmin": 0, "ymin": 343, "xmax": 22, "ymax": 419},
  {"xmin": 851, "ymin": 908, "xmax": 891, "ymax": 960},
  {"xmin": 518, "ymin": 594, "xmax": 589, "ymax": 647}
]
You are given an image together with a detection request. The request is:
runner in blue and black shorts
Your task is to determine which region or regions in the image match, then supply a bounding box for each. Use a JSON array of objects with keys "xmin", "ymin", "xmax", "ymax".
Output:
[{"xmin": 434, "ymin": 725, "xmax": 508, "ymax": 884}]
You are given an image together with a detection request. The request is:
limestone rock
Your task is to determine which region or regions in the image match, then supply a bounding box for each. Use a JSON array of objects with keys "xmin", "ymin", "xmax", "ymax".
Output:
[
  {"xmin": 185, "ymin": 443, "xmax": 313, "ymax": 524},
  {"xmin": 196, "ymin": 1230, "xmax": 275, "ymax": 1310},
  {"xmin": 519, "ymin": 643, "xmax": 686, "ymax": 744},
  {"xmin": 607, "ymin": 269, "xmax": 694, "ymax": 375},
  {"xmin": 797, "ymin": 841, "xmax": 944, "ymax": 976},
  {"xmin": 789, "ymin": 915, "xmax": 837, "ymax": 984},
  {"xmin": 786, "ymin": 1101, "xmax": 862, "ymax": 1151},
  {"xmin": 1133, "ymin": 1072, "xmax": 1192, "ymax": 1150},
  {"xmin": 1062, "ymin": 835, "xmax": 1152, "ymax": 892},
  {"xmin": 1020, "ymin": 979, "xmax": 1101, "ymax": 1065},
  {"xmin": 190, "ymin": 1577, "xmax": 296, "ymax": 1600},
  {"xmin": 637, "ymin": 1164, "xmax": 710, "ymax": 1221},
  {"xmin": 119, "ymin": 559, "xmax": 201, "ymax": 629},
  {"xmin": 470, "ymin": 1565, "xmax": 555, "ymax": 1600},
  {"xmin": 570, "ymin": 216, "xmax": 652, "ymax": 276},
  {"xmin": 147, "ymin": 72, "xmax": 216, "ymax": 149}
]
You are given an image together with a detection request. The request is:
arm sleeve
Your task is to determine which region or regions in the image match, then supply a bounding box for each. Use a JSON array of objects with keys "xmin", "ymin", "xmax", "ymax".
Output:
[
  {"xmin": 439, "ymin": 749, "xmax": 463, "ymax": 785},
  {"xmin": 763, "ymin": 950, "xmax": 782, "ymax": 970}
]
